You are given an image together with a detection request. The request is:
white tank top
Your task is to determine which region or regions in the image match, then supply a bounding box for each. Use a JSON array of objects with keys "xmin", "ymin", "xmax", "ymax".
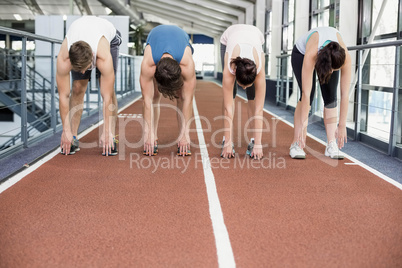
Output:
[
  {"xmin": 295, "ymin": 27, "xmax": 340, "ymax": 55},
  {"xmin": 220, "ymin": 24, "xmax": 265, "ymax": 75},
  {"xmin": 66, "ymin": 16, "xmax": 116, "ymax": 67}
]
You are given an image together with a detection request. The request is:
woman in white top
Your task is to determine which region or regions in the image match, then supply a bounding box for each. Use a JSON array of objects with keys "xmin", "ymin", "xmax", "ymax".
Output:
[
  {"xmin": 289, "ymin": 26, "xmax": 351, "ymax": 159},
  {"xmin": 220, "ymin": 24, "xmax": 266, "ymax": 160}
]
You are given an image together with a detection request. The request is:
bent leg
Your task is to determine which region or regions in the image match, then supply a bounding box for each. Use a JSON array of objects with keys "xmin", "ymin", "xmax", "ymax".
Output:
[
  {"xmin": 324, "ymin": 107, "xmax": 338, "ymax": 142},
  {"xmin": 247, "ymin": 99, "xmax": 255, "ymax": 139},
  {"xmin": 111, "ymin": 90, "xmax": 118, "ymax": 137},
  {"xmin": 70, "ymin": 79, "xmax": 89, "ymax": 136}
]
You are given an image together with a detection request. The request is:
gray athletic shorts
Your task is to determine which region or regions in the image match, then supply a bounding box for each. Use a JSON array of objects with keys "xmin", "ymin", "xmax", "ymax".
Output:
[{"xmin": 71, "ymin": 30, "xmax": 122, "ymax": 81}]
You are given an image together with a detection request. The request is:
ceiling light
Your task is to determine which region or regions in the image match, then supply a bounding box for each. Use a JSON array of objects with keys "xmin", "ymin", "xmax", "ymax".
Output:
[
  {"xmin": 13, "ymin": 14, "xmax": 22, "ymax": 21},
  {"xmin": 105, "ymin": 7, "xmax": 112, "ymax": 14}
]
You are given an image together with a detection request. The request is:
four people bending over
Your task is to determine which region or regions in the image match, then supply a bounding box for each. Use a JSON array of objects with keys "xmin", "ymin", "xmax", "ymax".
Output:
[{"xmin": 57, "ymin": 18, "xmax": 351, "ymax": 160}]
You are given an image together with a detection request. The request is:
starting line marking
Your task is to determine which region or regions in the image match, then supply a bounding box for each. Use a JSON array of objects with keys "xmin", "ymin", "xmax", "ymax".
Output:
[
  {"xmin": 192, "ymin": 97, "xmax": 236, "ymax": 268},
  {"xmin": 0, "ymin": 95, "xmax": 143, "ymax": 195}
]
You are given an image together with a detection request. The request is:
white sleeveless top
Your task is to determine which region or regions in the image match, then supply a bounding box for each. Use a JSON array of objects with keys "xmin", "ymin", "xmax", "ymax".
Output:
[
  {"xmin": 220, "ymin": 24, "xmax": 265, "ymax": 75},
  {"xmin": 66, "ymin": 16, "xmax": 116, "ymax": 68},
  {"xmin": 295, "ymin": 27, "xmax": 340, "ymax": 55}
]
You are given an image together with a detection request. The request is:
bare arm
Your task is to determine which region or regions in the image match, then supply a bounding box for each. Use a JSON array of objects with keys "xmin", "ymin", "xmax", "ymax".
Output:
[
  {"xmin": 56, "ymin": 39, "xmax": 73, "ymax": 154},
  {"xmin": 178, "ymin": 49, "xmax": 196, "ymax": 155},
  {"xmin": 337, "ymin": 34, "xmax": 352, "ymax": 148},
  {"xmin": 221, "ymin": 52, "xmax": 236, "ymax": 158},
  {"xmin": 251, "ymin": 54, "xmax": 266, "ymax": 159},
  {"xmin": 97, "ymin": 38, "xmax": 115, "ymax": 155},
  {"xmin": 297, "ymin": 34, "xmax": 318, "ymax": 147},
  {"xmin": 140, "ymin": 46, "xmax": 156, "ymax": 156}
]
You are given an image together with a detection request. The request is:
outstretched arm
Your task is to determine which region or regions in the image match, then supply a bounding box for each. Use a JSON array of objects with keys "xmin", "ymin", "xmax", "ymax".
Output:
[
  {"xmin": 140, "ymin": 48, "xmax": 157, "ymax": 156},
  {"xmin": 221, "ymin": 54, "xmax": 236, "ymax": 158},
  {"xmin": 177, "ymin": 48, "xmax": 196, "ymax": 156},
  {"xmin": 297, "ymin": 35, "xmax": 318, "ymax": 148},
  {"xmin": 251, "ymin": 55, "xmax": 266, "ymax": 160},
  {"xmin": 97, "ymin": 39, "xmax": 115, "ymax": 156},
  {"xmin": 56, "ymin": 39, "xmax": 73, "ymax": 155},
  {"xmin": 337, "ymin": 35, "xmax": 352, "ymax": 149}
]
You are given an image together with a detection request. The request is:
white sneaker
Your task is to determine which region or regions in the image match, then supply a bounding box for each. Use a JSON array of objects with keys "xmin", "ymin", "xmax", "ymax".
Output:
[
  {"xmin": 325, "ymin": 140, "xmax": 344, "ymax": 159},
  {"xmin": 289, "ymin": 142, "xmax": 306, "ymax": 159}
]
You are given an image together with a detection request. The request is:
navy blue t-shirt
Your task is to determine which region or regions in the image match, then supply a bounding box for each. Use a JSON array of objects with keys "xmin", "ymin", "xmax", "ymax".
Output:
[{"xmin": 146, "ymin": 25, "xmax": 194, "ymax": 64}]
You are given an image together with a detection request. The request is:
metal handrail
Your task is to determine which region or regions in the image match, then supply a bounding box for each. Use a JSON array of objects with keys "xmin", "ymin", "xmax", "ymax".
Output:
[
  {"xmin": 347, "ymin": 39, "xmax": 402, "ymax": 51},
  {"xmin": 0, "ymin": 26, "xmax": 139, "ymax": 158},
  {"xmin": 0, "ymin": 26, "xmax": 62, "ymax": 44}
]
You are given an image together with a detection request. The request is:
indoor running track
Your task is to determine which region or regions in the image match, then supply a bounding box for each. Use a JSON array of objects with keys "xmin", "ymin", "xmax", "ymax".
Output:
[{"xmin": 0, "ymin": 81, "xmax": 401, "ymax": 268}]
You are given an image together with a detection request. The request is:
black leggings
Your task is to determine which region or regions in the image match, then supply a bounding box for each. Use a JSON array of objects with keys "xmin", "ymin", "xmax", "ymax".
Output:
[
  {"xmin": 220, "ymin": 43, "xmax": 256, "ymax": 100},
  {"xmin": 291, "ymin": 45, "xmax": 339, "ymax": 108}
]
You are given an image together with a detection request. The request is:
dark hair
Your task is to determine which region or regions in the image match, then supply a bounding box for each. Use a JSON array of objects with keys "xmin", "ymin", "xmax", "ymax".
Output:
[
  {"xmin": 154, "ymin": 57, "xmax": 183, "ymax": 100},
  {"xmin": 315, "ymin": 42, "xmax": 346, "ymax": 84},
  {"xmin": 230, "ymin": 57, "xmax": 257, "ymax": 86},
  {"xmin": 69, "ymin": 41, "xmax": 93, "ymax": 72}
]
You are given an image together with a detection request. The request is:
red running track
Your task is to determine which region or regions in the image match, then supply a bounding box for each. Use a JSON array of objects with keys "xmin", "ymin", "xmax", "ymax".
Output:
[{"xmin": 0, "ymin": 81, "xmax": 401, "ymax": 267}]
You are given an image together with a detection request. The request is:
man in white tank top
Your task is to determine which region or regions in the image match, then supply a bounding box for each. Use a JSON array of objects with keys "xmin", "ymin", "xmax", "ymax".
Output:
[{"xmin": 56, "ymin": 16, "xmax": 122, "ymax": 156}]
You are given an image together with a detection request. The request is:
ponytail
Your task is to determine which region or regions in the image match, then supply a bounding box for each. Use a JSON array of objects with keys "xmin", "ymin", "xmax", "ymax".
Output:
[
  {"xmin": 230, "ymin": 57, "xmax": 257, "ymax": 86},
  {"xmin": 315, "ymin": 42, "xmax": 346, "ymax": 84}
]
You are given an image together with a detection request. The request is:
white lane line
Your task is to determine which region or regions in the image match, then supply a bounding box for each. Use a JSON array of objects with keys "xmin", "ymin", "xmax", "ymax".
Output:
[
  {"xmin": 192, "ymin": 97, "xmax": 236, "ymax": 268},
  {"xmin": 0, "ymin": 95, "xmax": 143, "ymax": 195},
  {"xmin": 236, "ymin": 94, "xmax": 402, "ymax": 191}
]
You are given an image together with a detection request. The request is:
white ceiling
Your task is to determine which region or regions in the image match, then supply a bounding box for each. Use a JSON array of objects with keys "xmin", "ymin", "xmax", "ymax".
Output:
[{"xmin": 0, "ymin": 0, "xmax": 260, "ymax": 38}]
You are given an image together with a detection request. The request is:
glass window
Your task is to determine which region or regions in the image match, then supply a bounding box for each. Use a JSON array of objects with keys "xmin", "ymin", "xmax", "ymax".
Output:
[
  {"xmin": 369, "ymin": 40, "xmax": 396, "ymax": 87},
  {"xmin": 372, "ymin": 0, "xmax": 398, "ymax": 35},
  {"xmin": 281, "ymin": 0, "xmax": 295, "ymax": 55},
  {"xmin": 11, "ymin": 41, "xmax": 35, "ymax": 51},
  {"xmin": 265, "ymin": 11, "xmax": 272, "ymax": 77},
  {"xmin": 366, "ymin": 91, "xmax": 393, "ymax": 141},
  {"xmin": 310, "ymin": 0, "xmax": 335, "ymax": 27},
  {"xmin": 192, "ymin": 43, "xmax": 215, "ymax": 76},
  {"xmin": 312, "ymin": 0, "xmax": 330, "ymax": 9}
]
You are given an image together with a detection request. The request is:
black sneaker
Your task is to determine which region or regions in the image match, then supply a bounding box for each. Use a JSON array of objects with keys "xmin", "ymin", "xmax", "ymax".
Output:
[
  {"xmin": 177, "ymin": 147, "xmax": 191, "ymax": 156},
  {"xmin": 60, "ymin": 144, "xmax": 77, "ymax": 155},
  {"xmin": 220, "ymin": 140, "xmax": 235, "ymax": 157},
  {"xmin": 143, "ymin": 140, "xmax": 158, "ymax": 155},
  {"xmin": 102, "ymin": 138, "xmax": 118, "ymax": 156},
  {"xmin": 73, "ymin": 136, "xmax": 80, "ymax": 152},
  {"xmin": 246, "ymin": 140, "xmax": 254, "ymax": 158}
]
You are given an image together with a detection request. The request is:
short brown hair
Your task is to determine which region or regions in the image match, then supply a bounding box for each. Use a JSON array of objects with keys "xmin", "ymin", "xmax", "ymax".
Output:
[
  {"xmin": 69, "ymin": 41, "xmax": 93, "ymax": 72},
  {"xmin": 154, "ymin": 57, "xmax": 183, "ymax": 100}
]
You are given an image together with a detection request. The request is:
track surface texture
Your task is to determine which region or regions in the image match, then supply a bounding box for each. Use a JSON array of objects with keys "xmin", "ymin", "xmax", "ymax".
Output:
[{"xmin": 0, "ymin": 81, "xmax": 401, "ymax": 267}]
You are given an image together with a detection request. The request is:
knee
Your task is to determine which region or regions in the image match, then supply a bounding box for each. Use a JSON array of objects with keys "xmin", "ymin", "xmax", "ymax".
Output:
[
  {"xmin": 153, "ymin": 91, "xmax": 162, "ymax": 103},
  {"xmin": 324, "ymin": 99, "xmax": 338, "ymax": 109},
  {"xmin": 72, "ymin": 80, "xmax": 88, "ymax": 97}
]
